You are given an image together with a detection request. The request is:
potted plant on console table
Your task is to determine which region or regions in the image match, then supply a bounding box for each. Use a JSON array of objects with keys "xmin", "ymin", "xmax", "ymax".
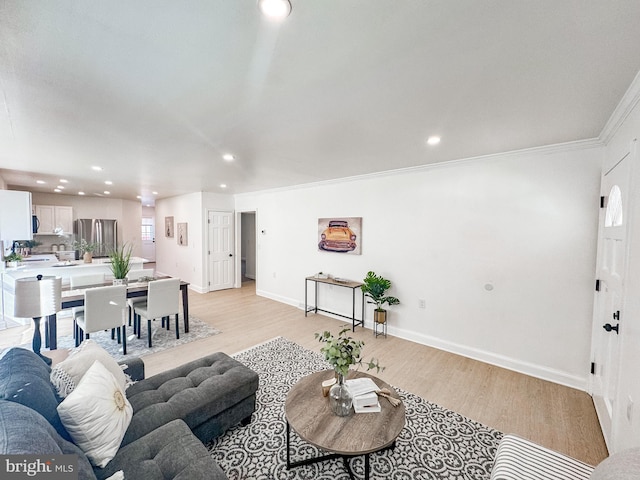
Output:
[
  {"xmin": 109, "ymin": 243, "xmax": 133, "ymax": 285},
  {"xmin": 361, "ymin": 271, "xmax": 400, "ymax": 325}
]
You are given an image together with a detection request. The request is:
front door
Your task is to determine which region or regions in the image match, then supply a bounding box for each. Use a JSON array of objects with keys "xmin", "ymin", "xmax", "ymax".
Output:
[
  {"xmin": 591, "ymin": 151, "xmax": 631, "ymax": 449},
  {"xmin": 208, "ymin": 211, "xmax": 234, "ymax": 291}
]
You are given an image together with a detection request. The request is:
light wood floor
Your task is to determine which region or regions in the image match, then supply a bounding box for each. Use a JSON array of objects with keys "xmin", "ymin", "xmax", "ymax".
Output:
[{"xmin": 2, "ymin": 280, "xmax": 608, "ymax": 466}]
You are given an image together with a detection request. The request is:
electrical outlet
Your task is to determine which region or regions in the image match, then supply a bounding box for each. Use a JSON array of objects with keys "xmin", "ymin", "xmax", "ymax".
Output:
[
  {"xmin": 418, "ymin": 299, "xmax": 426, "ymax": 309},
  {"xmin": 272, "ymin": 271, "xmax": 277, "ymax": 278}
]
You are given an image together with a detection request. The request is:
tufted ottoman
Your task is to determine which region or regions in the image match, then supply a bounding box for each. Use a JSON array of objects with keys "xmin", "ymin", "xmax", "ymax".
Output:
[{"xmin": 123, "ymin": 352, "xmax": 259, "ymax": 445}]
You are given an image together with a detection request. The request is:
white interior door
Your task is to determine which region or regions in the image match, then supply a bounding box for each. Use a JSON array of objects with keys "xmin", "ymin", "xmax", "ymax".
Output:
[
  {"xmin": 208, "ymin": 211, "xmax": 234, "ymax": 291},
  {"xmin": 591, "ymin": 152, "xmax": 631, "ymax": 449},
  {"xmin": 141, "ymin": 217, "xmax": 155, "ymax": 262}
]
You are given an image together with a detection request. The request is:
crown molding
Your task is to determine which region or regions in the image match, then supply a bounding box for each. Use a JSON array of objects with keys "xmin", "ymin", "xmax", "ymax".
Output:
[
  {"xmin": 235, "ymin": 137, "xmax": 603, "ymax": 198},
  {"xmin": 600, "ymin": 68, "xmax": 640, "ymax": 145}
]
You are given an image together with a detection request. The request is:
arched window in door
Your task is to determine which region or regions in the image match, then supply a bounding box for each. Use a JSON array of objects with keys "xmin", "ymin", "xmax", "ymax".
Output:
[{"xmin": 605, "ymin": 185, "xmax": 623, "ymax": 228}]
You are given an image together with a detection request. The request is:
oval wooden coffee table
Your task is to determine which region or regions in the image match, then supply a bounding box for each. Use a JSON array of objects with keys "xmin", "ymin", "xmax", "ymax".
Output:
[{"xmin": 285, "ymin": 369, "xmax": 405, "ymax": 480}]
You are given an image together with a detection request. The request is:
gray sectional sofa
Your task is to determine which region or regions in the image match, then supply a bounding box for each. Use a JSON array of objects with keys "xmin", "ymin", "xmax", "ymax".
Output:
[{"xmin": 0, "ymin": 347, "xmax": 259, "ymax": 479}]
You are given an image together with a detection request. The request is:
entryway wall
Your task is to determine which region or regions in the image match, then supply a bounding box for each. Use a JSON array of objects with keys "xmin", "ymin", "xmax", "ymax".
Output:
[{"xmin": 241, "ymin": 212, "xmax": 256, "ymax": 280}]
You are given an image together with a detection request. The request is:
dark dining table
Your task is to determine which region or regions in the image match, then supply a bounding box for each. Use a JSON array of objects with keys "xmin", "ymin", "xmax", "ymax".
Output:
[{"xmin": 45, "ymin": 278, "xmax": 189, "ymax": 350}]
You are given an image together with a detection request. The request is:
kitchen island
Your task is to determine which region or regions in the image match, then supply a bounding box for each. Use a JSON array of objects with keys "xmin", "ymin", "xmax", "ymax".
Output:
[{"xmin": 1, "ymin": 255, "xmax": 146, "ymax": 326}]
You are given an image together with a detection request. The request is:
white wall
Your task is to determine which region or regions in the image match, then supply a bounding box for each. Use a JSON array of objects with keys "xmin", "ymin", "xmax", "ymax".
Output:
[
  {"xmin": 235, "ymin": 144, "xmax": 602, "ymax": 390},
  {"xmin": 155, "ymin": 192, "xmax": 233, "ymax": 292}
]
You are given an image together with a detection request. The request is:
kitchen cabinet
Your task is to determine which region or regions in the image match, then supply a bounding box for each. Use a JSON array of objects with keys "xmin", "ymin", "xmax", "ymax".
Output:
[
  {"xmin": 0, "ymin": 190, "xmax": 32, "ymax": 242},
  {"xmin": 34, "ymin": 205, "xmax": 73, "ymax": 235}
]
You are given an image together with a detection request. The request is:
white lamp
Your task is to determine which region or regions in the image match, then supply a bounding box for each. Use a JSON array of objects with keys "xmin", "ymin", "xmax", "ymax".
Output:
[{"xmin": 14, "ymin": 275, "xmax": 61, "ymax": 364}]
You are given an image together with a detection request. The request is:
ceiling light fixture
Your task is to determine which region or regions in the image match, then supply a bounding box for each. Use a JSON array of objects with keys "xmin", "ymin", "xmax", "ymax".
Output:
[
  {"xmin": 104, "ymin": 191, "xmax": 110, "ymax": 195},
  {"xmin": 59, "ymin": 179, "xmax": 68, "ymax": 183},
  {"xmin": 54, "ymin": 189, "xmax": 61, "ymax": 193},
  {"xmin": 105, "ymin": 180, "xmax": 113, "ymax": 185},
  {"xmin": 91, "ymin": 166, "xmax": 103, "ymax": 171},
  {"xmin": 223, "ymin": 154, "xmax": 235, "ymax": 161},
  {"xmin": 220, "ymin": 184, "xmax": 227, "ymax": 188},
  {"xmin": 56, "ymin": 185, "xmax": 65, "ymax": 190},
  {"xmin": 152, "ymin": 191, "xmax": 158, "ymax": 195},
  {"xmin": 78, "ymin": 192, "xmax": 85, "ymax": 196},
  {"xmin": 258, "ymin": 0, "xmax": 292, "ymax": 19},
  {"xmin": 427, "ymin": 136, "xmax": 441, "ymax": 146},
  {"xmin": 36, "ymin": 180, "xmax": 46, "ymax": 184}
]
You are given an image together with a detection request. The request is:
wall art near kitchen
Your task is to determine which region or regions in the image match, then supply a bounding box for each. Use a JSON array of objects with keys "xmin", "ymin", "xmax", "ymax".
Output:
[
  {"xmin": 177, "ymin": 222, "xmax": 188, "ymax": 246},
  {"xmin": 318, "ymin": 217, "xmax": 362, "ymax": 254},
  {"xmin": 165, "ymin": 216, "xmax": 174, "ymax": 238}
]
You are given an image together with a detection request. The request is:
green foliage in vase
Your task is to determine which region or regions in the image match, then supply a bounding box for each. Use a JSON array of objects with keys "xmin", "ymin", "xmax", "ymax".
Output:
[
  {"xmin": 315, "ymin": 327, "xmax": 384, "ymax": 377},
  {"xmin": 3, "ymin": 252, "xmax": 23, "ymax": 262},
  {"xmin": 72, "ymin": 239, "xmax": 99, "ymax": 254},
  {"xmin": 109, "ymin": 243, "xmax": 133, "ymax": 279}
]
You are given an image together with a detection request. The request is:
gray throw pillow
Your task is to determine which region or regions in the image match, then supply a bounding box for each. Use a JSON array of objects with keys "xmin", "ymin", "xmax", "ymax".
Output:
[{"xmin": 591, "ymin": 448, "xmax": 640, "ymax": 480}]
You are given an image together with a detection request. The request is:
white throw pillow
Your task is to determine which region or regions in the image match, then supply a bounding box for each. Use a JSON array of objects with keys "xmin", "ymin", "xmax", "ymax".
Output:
[
  {"xmin": 51, "ymin": 339, "xmax": 127, "ymax": 398},
  {"xmin": 57, "ymin": 360, "xmax": 133, "ymax": 468}
]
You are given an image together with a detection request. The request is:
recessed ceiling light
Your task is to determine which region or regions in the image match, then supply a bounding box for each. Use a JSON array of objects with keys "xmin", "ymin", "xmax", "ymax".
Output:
[
  {"xmin": 427, "ymin": 136, "xmax": 441, "ymax": 146},
  {"xmin": 56, "ymin": 185, "xmax": 65, "ymax": 189},
  {"xmin": 223, "ymin": 154, "xmax": 235, "ymax": 161},
  {"xmin": 78, "ymin": 191, "xmax": 85, "ymax": 196},
  {"xmin": 91, "ymin": 166, "xmax": 103, "ymax": 171},
  {"xmin": 104, "ymin": 191, "xmax": 110, "ymax": 195},
  {"xmin": 220, "ymin": 184, "xmax": 227, "ymax": 188},
  {"xmin": 152, "ymin": 191, "xmax": 158, "ymax": 195},
  {"xmin": 258, "ymin": 0, "xmax": 291, "ymax": 19},
  {"xmin": 59, "ymin": 179, "xmax": 68, "ymax": 183},
  {"xmin": 136, "ymin": 195, "xmax": 142, "ymax": 199},
  {"xmin": 105, "ymin": 180, "xmax": 113, "ymax": 185},
  {"xmin": 54, "ymin": 189, "xmax": 61, "ymax": 193},
  {"xmin": 36, "ymin": 180, "xmax": 46, "ymax": 185}
]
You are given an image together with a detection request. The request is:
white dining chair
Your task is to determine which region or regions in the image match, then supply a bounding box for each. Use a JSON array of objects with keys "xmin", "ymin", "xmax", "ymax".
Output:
[
  {"xmin": 125, "ymin": 268, "xmax": 155, "ymax": 332},
  {"xmin": 76, "ymin": 284, "xmax": 128, "ymax": 354},
  {"xmin": 69, "ymin": 273, "xmax": 106, "ymax": 341},
  {"xmin": 132, "ymin": 278, "xmax": 181, "ymax": 348}
]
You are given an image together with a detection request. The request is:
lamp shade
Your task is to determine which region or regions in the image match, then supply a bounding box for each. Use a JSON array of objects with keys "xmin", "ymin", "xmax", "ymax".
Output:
[{"xmin": 14, "ymin": 275, "xmax": 62, "ymax": 318}]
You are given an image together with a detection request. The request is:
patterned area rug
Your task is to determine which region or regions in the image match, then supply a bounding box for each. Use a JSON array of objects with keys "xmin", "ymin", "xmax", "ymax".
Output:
[
  {"xmin": 208, "ymin": 337, "xmax": 502, "ymax": 479},
  {"xmin": 53, "ymin": 314, "xmax": 221, "ymax": 362}
]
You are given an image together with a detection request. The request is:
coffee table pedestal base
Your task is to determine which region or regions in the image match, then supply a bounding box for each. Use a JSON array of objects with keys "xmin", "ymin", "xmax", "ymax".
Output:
[{"xmin": 287, "ymin": 421, "xmax": 396, "ymax": 480}]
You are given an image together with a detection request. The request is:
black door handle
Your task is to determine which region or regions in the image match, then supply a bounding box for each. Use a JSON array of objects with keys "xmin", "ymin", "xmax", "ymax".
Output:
[
  {"xmin": 229, "ymin": 254, "xmax": 233, "ymax": 257},
  {"xmin": 603, "ymin": 323, "xmax": 620, "ymax": 334}
]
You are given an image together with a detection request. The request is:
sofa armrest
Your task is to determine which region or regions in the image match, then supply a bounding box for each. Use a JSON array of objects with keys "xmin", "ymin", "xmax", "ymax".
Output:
[
  {"xmin": 491, "ymin": 434, "xmax": 593, "ymax": 480},
  {"xmin": 118, "ymin": 357, "xmax": 145, "ymax": 382}
]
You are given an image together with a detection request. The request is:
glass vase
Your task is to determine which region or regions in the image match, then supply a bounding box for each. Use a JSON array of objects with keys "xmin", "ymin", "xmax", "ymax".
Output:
[{"xmin": 329, "ymin": 372, "xmax": 352, "ymax": 416}]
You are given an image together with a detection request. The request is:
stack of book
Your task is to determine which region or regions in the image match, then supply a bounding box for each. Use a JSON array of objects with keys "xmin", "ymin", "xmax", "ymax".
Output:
[{"xmin": 345, "ymin": 377, "xmax": 381, "ymax": 413}]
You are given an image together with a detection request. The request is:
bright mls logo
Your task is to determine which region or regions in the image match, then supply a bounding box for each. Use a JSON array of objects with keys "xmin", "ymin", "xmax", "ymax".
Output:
[{"xmin": 0, "ymin": 455, "xmax": 77, "ymax": 479}]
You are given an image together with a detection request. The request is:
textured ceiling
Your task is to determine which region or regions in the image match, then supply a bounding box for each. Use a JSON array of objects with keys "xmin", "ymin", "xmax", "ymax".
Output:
[{"xmin": 1, "ymin": 1, "xmax": 640, "ymax": 205}]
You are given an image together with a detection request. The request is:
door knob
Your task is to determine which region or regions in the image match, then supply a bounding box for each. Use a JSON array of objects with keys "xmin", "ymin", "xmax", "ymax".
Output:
[
  {"xmin": 603, "ymin": 323, "xmax": 620, "ymax": 334},
  {"xmin": 228, "ymin": 254, "xmax": 233, "ymax": 257}
]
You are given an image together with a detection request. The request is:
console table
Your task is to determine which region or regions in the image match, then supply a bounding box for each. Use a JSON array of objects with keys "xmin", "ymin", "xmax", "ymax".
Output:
[{"xmin": 304, "ymin": 276, "xmax": 364, "ymax": 331}]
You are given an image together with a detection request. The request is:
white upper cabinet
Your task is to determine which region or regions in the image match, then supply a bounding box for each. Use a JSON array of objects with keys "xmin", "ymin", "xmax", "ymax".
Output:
[
  {"xmin": 34, "ymin": 205, "xmax": 73, "ymax": 235},
  {"xmin": 0, "ymin": 190, "xmax": 33, "ymax": 241}
]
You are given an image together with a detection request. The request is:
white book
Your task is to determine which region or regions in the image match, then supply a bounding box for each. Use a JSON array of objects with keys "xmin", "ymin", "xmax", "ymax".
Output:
[
  {"xmin": 353, "ymin": 391, "xmax": 379, "ymax": 409},
  {"xmin": 345, "ymin": 377, "xmax": 379, "ymax": 397},
  {"xmin": 353, "ymin": 401, "xmax": 381, "ymax": 413}
]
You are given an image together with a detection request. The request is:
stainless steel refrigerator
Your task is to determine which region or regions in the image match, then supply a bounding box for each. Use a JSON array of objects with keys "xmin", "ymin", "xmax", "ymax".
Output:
[{"xmin": 74, "ymin": 219, "xmax": 118, "ymax": 257}]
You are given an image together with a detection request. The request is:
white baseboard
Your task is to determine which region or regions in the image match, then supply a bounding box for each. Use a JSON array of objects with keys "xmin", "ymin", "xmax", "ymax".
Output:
[{"xmin": 256, "ymin": 290, "xmax": 588, "ymax": 392}]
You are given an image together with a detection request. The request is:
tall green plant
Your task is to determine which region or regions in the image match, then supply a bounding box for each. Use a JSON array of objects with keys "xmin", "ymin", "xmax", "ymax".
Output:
[
  {"xmin": 109, "ymin": 243, "xmax": 133, "ymax": 279},
  {"xmin": 361, "ymin": 271, "xmax": 400, "ymax": 312}
]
